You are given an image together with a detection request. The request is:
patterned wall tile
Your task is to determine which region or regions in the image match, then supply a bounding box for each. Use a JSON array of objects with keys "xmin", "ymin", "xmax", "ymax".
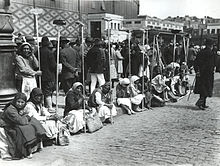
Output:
[{"xmin": 10, "ymin": 2, "xmax": 88, "ymax": 39}]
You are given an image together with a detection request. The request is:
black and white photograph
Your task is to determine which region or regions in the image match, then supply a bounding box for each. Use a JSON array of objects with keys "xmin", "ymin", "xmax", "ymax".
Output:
[{"xmin": 0, "ymin": 0, "xmax": 220, "ymax": 165}]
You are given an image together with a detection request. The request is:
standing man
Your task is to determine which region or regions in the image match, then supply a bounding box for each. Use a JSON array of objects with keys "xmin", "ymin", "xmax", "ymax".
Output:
[
  {"xmin": 87, "ymin": 38, "xmax": 106, "ymax": 94},
  {"xmin": 194, "ymin": 38, "xmax": 216, "ymax": 110},
  {"xmin": 40, "ymin": 36, "xmax": 56, "ymax": 110},
  {"xmin": 60, "ymin": 36, "xmax": 80, "ymax": 94}
]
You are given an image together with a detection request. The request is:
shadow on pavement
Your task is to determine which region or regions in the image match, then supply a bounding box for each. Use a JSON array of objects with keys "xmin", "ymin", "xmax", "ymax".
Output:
[{"xmin": 166, "ymin": 104, "xmax": 205, "ymax": 111}]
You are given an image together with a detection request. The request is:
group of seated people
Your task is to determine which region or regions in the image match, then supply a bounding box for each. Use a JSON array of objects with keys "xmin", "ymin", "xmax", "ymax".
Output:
[
  {"xmin": 0, "ymin": 62, "xmax": 189, "ymax": 160},
  {"xmin": 0, "ymin": 81, "xmax": 117, "ymax": 160},
  {"xmin": 150, "ymin": 62, "xmax": 189, "ymax": 107}
]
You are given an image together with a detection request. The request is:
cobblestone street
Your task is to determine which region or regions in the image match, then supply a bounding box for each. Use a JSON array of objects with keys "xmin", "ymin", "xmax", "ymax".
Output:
[{"xmin": 1, "ymin": 74, "xmax": 220, "ymax": 166}]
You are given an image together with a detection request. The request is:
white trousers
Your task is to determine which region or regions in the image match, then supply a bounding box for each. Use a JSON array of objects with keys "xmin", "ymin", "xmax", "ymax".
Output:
[{"xmin": 90, "ymin": 73, "xmax": 105, "ymax": 94}]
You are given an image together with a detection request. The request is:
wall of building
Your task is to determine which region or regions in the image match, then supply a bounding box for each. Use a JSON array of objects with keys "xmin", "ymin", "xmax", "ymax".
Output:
[
  {"xmin": 123, "ymin": 17, "xmax": 184, "ymax": 31},
  {"xmin": 83, "ymin": 0, "xmax": 138, "ymax": 19},
  {"xmin": 10, "ymin": 0, "xmax": 87, "ymax": 39},
  {"xmin": 9, "ymin": 0, "xmax": 139, "ymax": 39},
  {"xmin": 207, "ymin": 23, "xmax": 220, "ymax": 34}
]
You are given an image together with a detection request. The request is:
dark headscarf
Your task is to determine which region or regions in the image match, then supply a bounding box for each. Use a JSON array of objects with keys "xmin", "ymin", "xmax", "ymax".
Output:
[
  {"xmin": 28, "ymin": 88, "xmax": 43, "ymax": 105},
  {"xmin": 4, "ymin": 92, "xmax": 27, "ymax": 111},
  {"xmin": 101, "ymin": 82, "xmax": 111, "ymax": 94}
]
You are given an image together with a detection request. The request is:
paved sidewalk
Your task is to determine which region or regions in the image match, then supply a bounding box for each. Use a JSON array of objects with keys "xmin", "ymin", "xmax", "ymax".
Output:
[{"xmin": 1, "ymin": 73, "xmax": 220, "ymax": 166}]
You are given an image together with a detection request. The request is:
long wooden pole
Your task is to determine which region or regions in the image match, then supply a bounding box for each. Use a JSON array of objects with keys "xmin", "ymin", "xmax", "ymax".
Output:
[
  {"xmin": 173, "ymin": 34, "xmax": 176, "ymax": 63},
  {"xmin": 128, "ymin": 30, "xmax": 131, "ymax": 78},
  {"xmin": 80, "ymin": 24, "xmax": 86, "ymax": 133},
  {"xmin": 35, "ymin": 14, "xmax": 41, "ymax": 89},
  {"xmin": 55, "ymin": 28, "xmax": 61, "ymax": 113},
  {"xmin": 142, "ymin": 30, "xmax": 145, "ymax": 109},
  {"xmin": 107, "ymin": 20, "xmax": 113, "ymax": 124},
  {"xmin": 149, "ymin": 36, "xmax": 156, "ymax": 107}
]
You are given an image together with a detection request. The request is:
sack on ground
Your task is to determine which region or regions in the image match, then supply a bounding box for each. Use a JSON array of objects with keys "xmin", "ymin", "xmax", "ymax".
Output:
[
  {"xmin": 56, "ymin": 123, "xmax": 70, "ymax": 146},
  {"xmin": 86, "ymin": 114, "xmax": 103, "ymax": 133}
]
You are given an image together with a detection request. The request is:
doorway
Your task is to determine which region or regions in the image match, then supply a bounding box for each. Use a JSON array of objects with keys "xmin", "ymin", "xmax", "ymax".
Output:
[{"xmin": 90, "ymin": 21, "xmax": 101, "ymax": 39}]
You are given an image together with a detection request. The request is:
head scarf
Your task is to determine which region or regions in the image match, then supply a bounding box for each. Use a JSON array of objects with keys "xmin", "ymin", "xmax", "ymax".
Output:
[
  {"xmin": 72, "ymin": 82, "xmax": 83, "ymax": 91},
  {"xmin": 101, "ymin": 82, "xmax": 111, "ymax": 94},
  {"xmin": 71, "ymin": 82, "xmax": 83, "ymax": 96},
  {"xmin": 4, "ymin": 92, "xmax": 27, "ymax": 111},
  {"xmin": 130, "ymin": 75, "xmax": 140, "ymax": 85},
  {"xmin": 17, "ymin": 42, "xmax": 33, "ymax": 56},
  {"xmin": 28, "ymin": 88, "xmax": 43, "ymax": 105},
  {"xmin": 119, "ymin": 78, "xmax": 130, "ymax": 85}
]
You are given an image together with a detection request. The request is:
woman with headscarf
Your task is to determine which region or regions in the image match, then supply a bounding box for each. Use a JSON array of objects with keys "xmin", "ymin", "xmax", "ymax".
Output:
[
  {"xmin": 24, "ymin": 88, "xmax": 59, "ymax": 143},
  {"xmin": 15, "ymin": 42, "xmax": 42, "ymax": 99},
  {"xmin": 129, "ymin": 75, "xmax": 146, "ymax": 111},
  {"xmin": 116, "ymin": 77, "xmax": 144, "ymax": 115},
  {"xmin": 63, "ymin": 82, "xmax": 93, "ymax": 134},
  {"xmin": 1, "ymin": 93, "xmax": 45, "ymax": 159},
  {"xmin": 88, "ymin": 82, "xmax": 117, "ymax": 123},
  {"xmin": 116, "ymin": 78, "xmax": 135, "ymax": 115}
]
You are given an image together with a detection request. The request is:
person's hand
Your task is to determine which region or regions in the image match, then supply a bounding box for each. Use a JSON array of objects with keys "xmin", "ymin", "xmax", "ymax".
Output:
[
  {"xmin": 26, "ymin": 115, "xmax": 31, "ymax": 121},
  {"xmin": 48, "ymin": 113, "xmax": 59, "ymax": 120},
  {"xmin": 19, "ymin": 110, "xmax": 24, "ymax": 115},
  {"xmin": 78, "ymin": 98, "xmax": 84, "ymax": 104},
  {"xmin": 53, "ymin": 113, "xmax": 60, "ymax": 120},
  {"xmin": 28, "ymin": 54, "xmax": 35, "ymax": 61},
  {"xmin": 35, "ymin": 70, "xmax": 42, "ymax": 76},
  {"xmin": 105, "ymin": 104, "xmax": 113, "ymax": 109}
]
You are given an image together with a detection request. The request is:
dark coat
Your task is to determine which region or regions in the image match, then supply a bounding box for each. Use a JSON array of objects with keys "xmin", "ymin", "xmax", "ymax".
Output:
[
  {"xmin": 86, "ymin": 46, "xmax": 105, "ymax": 74},
  {"xmin": 215, "ymin": 53, "xmax": 220, "ymax": 73},
  {"xmin": 131, "ymin": 46, "xmax": 142, "ymax": 76},
  {"xmin": 64, "ymin": 90, "xmax": 83, "ymax": 117},
  {"xmin": 40, "ymin": 46, "xmax": 56, "ymax": 82},
  {"xmin": 60, "ymin": 46, "xmax": 80, "ymax": 80},
  {"xmin": 194, "ymin": 47, "xmax": 215, "ymax": 97},
  {"xmin": 116, "ymin": 84, "xmax": 130, "ymax": 98},
  {"xmin": 1, "ymin": 104, "xmax": 45, "ymax": 158}
]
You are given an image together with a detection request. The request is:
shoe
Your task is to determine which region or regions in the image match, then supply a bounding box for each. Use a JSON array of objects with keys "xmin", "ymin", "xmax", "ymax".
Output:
[
  {"xmin": 195, "ymin": 104, "xmax": 205, "ymax": 110},
  {"xmin": 198, "ymin": 106, "xmax": 206, "ymax": 110},
  {"xmin": 204, "ymin": 105, "xmax": 209, "ymax": 108},
  {"xmin": 127, "ymin": 111, "xmax": 132, "ymax": 115},
  {"xmin": 141, "ymin": 107, "xmax": 148, "ymax": 111},
  {"xmin": 52, "ymin": 102, "xmax": 56, "ymax": 107},
  {"xmin": 2, "ymin": 157, "xmax": 12, "ymax": 161},
  {"xmin": 131, "ymin": 110, "xmax": 136, "ymax": 114},
  {"xmin": 104, "ymin": 118, "xmax": 112, "ymax": 124},
  {"xmin": 134, "ymin": 107, "xmax": 142, "ymax": 112},
  {"xmin": 27, "ymin": 153, "xmax": 33, "ymax": 159}
]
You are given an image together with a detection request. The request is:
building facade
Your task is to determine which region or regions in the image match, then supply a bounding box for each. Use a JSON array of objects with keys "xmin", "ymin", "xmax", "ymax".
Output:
[
  {"xmin": 5, "ymin": 0, "xmax": 139, "ymax": 39},
  {"xmin": 123, "ymin": 15, "xmax": 184, "ymax": 31},
  {"xmin": 207, "ymin": 23, "xmax": 220, "ymax": 35}
]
